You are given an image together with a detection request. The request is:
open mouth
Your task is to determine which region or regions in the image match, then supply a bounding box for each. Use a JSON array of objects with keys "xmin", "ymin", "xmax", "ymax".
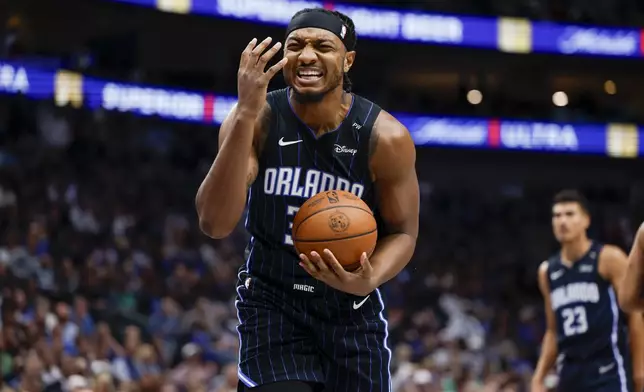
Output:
[{"xmin": 296, "ymin": 68, "xmax": 324, "ymax": 83}]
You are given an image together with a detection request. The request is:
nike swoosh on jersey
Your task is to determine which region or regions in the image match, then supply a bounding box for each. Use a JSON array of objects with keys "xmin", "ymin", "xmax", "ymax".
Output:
[
  {"xmin": 598, "ymin": 363, "xmax": 615, "ymax": 374},
  {"xmin": 353, "ymin": 295, "xmax": 370, "ymax": 310},
  {"xmin": 278, "ymin": 137, "xmax": 303, "ymax": 146},
  {"xmin": 550, "ymin": 270, "xmax": 564, "ymax": 280}
]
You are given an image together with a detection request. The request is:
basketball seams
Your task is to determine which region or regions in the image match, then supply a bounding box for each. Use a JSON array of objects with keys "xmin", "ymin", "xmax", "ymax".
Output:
[
  {"xmin": 293, "ymin": 190, "xmax": 377, "ymax": 269},
  {"xmin": 294, "ymin": 228, "xmax": 378, "ymax": 243},
  {"xmin": 293, "ymin": 204, "xmax": 374, "ymax": 237}
]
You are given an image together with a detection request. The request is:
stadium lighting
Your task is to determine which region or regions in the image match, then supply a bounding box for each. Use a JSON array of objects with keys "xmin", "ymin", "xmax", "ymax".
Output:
[
  {"xmin": 467, "ymin": 89, "xmax": 483, "ymax": 105},
  {"xmin": 552, "ymin": 91, "xmax": 568, "ymax": 107}
]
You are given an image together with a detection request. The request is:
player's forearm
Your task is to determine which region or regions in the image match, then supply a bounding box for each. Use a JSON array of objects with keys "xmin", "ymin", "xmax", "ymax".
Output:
[
  {"xmin": 620, "ymin": 263, "xmax": 644, "ymax": 312},
  {"xmin": 370, "ymin": 233, "xmax": 416, "ymax": 287},
  {"xmin": 628, "ymin": 313, "xmax": 644, "ymax": 390},
  {"xmin": 196, "ymin": 113, "xmax": 256, "ymax": 239},
  {"xmin": 533, "ymin": 330, "xmax": 558, "ymax": 382}
]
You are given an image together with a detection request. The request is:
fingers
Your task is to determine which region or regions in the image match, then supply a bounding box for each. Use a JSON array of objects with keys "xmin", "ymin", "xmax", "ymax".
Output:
[
  {"xmin": 299, "ymin": 254, "xmax": 319, "ymax": 276},
  {"xmin": 264, "ymin": 57, "xmax": 288, "ymax": 80},
  {"xmin": 359, "ymin": 252, "xmax": 373, "ymax": 276},
  {"xmin": 258, "ymin": 41, "xmax": 282, "ymax": 65},
  {"xmin": 240, "ymin": 38, "xmax": 258, "ymax": 67},
  {"xmin": 321, "ymin": 249, "xmax": 350, "ymax": 279},
  {"xmin": 250, "ymin": 37, "xmax": 273, "ymax": 62},
  {"xmin": 309, "ymin": 251, "xmax": 331, "ymax": 274},
  {"xmin": 240, "ymin": 37, "xmax": 287, "ymax": 81}
]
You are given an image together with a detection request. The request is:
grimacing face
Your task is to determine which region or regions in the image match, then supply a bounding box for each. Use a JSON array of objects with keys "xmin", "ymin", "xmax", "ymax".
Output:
[
  {"xmin": 283, "ymin": 27, "xmax": 355, "ymax": 102},
  {"xmin": 552, "ymin": 202, "xmax": 590, "ymax": 243}
]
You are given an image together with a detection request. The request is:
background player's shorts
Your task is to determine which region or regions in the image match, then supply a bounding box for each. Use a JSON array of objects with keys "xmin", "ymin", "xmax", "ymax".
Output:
[
  {"xmin": 235, "ymin": 271, "xmax": 392, "ymax": 392},
  {"xmin": 558, "ymin": 358, "xmax": 633, "ymax": 392}
]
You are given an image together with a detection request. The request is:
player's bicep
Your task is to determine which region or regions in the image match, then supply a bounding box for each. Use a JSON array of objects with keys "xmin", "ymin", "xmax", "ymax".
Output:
[
  {"xmin": 371, "ymin": 113, "xmax": 419, "ymax": 237},
  {"xmin": 376, "ymin": 169, "xmax": 419, "ymax": 236},
  {"xmin": 538, "ymin": 262, "xmax": 557, "ymax": 331}
]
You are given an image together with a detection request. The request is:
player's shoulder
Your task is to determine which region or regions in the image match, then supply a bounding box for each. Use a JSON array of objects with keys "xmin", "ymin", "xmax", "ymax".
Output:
[
  {"xmin": 596, "ymin": 243, "xmax": 628, "ymax": 280},
  {"xmin": 538, "ymin": 254, "xmax": 561, "ymax": 278},
  {"xmin": 537, "ymin": 260, "xmax": 552, "ymax": 292},
  {"xmin": 369, "ymin": 109, "xmax": 416, "ymax": 178},
  {"xmin": 370, "ymin": 110, "xmax": 414, "ymax": 156},
  {"xmin": 598, "ymin": 243, "xmax": 627, "ymax": 261},
  {"xmin": 373, "ymin": 109, "xmax": 408, "ymax": 138},
  {"xmin": 538, "ymin": 260, "xmax": 552, "ymax": 278}
]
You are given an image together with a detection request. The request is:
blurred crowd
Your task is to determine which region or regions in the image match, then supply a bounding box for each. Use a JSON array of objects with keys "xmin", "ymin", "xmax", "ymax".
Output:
[{"xmin": 0, "ymin": 94, "xmax": 640, "ymax": 391}]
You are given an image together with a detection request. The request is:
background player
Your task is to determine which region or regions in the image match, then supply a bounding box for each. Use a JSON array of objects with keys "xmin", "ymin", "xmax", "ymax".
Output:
[
  {"xmin": 620, "ymin": 223, "xmax": 644, "ymax": 313},
  {"xmin": 195, "ymin": 8, "xmax": 419, "ymax": 392},
  {"xmin": 531, "ymin": 190, "xmax": 644, "ymax": 392}
]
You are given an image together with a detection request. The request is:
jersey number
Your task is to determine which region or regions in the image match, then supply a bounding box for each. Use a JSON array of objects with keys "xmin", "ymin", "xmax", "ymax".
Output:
[
  {"xmin": 562, "ymin": 306, "xmax": 588, "ymax": 337},
  {"xmin": 284, "ymin": 205, "xmax": 300, "ymax": 245}
]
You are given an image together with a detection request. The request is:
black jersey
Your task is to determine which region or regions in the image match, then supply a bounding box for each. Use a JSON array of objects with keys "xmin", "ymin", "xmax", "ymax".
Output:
[
  {"xmin": 242, "ymin": 88, "xmax": 382, "ymax": 297},
  {"xmin": 547, "ymin": 242, "xmax": 631, "ymax": 367}
]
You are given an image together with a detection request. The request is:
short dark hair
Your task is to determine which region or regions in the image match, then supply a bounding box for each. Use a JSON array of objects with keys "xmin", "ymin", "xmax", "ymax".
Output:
[
  {"xmin": 289, "ymin": 8, "xmax": 357, "ymax": 92},
  {"xmin": 553, "ymin": 189, "xmax": 591, "ymax": 215}
]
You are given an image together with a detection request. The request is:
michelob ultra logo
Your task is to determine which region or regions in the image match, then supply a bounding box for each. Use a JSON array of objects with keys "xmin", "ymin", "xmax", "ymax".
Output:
[
  {"xmin": 54, "ymin": 71, "xmax": 83, "ymax": 108},
  {"xmin": 497, "ymin": 18, "xmax": 532, "ymax": 54},
  {"xmin": 156, "ymin": 0, "xmax": 192, "ymax": 14},
  {"xmin": 606, "ymin": 123, "xmax": 639, "ymax": 158}
]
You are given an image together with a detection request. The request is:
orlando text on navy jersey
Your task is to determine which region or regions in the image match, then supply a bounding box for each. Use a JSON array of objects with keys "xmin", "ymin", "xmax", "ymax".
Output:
[
  {"xmin": 547, "ymin": 242, "xmax": 632, "ymax": 391},
  {"xmin": 243, "ymin": 88, "xmax": 383, "ymax": 297}
]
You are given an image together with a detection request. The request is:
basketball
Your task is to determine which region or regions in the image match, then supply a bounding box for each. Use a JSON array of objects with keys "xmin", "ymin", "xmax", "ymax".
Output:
[{"xmin": 293, "ymin": 190, "xmax": 378, "ymax": 271}]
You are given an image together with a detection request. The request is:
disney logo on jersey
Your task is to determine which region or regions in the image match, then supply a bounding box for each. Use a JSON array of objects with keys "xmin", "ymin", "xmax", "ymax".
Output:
[
  {"xmin": 263, "ymin": 167, "xmax": 365, "ymax": 199},
  {"xmin": 334, "ymin": 144, "xmax": 358, "ymax": 156}
]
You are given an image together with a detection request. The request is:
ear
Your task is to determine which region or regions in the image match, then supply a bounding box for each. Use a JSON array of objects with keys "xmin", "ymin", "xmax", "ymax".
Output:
[
  {"xmin": 344, "ymin": 51, "xmax": 356, "ymax": 73},
  {"xmin": 582, "ymin": 213, "xmax": 591, "ymax": 230}
]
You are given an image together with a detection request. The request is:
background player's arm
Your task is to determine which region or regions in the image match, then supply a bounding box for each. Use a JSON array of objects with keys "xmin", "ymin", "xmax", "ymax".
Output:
[
  {"xmin": 367, "ymin": 111, "xmax": 420, "ymax": 287},
  {"xmin": 620, "ymin": 223, "xmax": 644, "ymax": 312},
  {"xmin": 195, "ymin": 103, "xmax": 268, "ymax": 239},
  {"xmin": 532, "ymin": 261, "xmax": 559, "ymax": 389},
  {"xmin": 599, "ymin": 244, "xmax": 644, "ymax": 391}
]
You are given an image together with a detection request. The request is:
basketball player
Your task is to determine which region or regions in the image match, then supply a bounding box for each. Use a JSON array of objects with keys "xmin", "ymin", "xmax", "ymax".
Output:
[
  {"xmin": 531, "ymin": 190, "xmax": 644, "ymax": 392},
  {"xmin": 196, "ymin": 8, "xmax": 419, "ymax": 392},
  {"xmin": 619, "ymin": 223, "xmax": 644, "ymax": 313}
]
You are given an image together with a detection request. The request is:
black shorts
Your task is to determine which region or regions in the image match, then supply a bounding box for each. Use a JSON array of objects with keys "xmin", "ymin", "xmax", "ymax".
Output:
[
  {"xmin": 558, "ymin": 357, "xmax": 633, "ymax": 392},
  {"xmin": 235, "ymin": 270, "xmax": 392, "ymax": 392}
]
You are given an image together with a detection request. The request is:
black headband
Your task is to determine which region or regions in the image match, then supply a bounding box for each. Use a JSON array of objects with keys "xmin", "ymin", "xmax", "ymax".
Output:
[{"xmin": 286, "ymin": 11, "xmax": 355, "ymax": 51}]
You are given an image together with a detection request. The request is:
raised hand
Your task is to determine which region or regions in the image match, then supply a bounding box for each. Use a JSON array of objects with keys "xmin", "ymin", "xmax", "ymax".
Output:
[{"xmin": 237, "ymin": 37, "xmax": 288, "ymax": 116}]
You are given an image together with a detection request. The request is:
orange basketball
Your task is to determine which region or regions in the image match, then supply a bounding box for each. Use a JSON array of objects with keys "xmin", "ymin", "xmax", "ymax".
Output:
[{"xmin": 293, "ymin": 190, "xmax": 378, "ymax": 271}]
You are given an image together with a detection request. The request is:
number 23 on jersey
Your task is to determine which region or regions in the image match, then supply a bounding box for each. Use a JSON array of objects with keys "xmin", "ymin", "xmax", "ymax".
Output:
[
  {"xmin": 562, "ymin": 306, "xmax": 588, "ymax": 336},
  {"xmin": 284, "ymin": 205, "xmax": 299, "ymax": 245}
]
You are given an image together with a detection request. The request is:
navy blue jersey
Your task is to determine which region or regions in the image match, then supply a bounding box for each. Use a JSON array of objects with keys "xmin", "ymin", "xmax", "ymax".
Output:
[
  {"xmin": 243, "ymin": 88, "xmax": 382, "ymax": 296},
  {"xmin": 547, "ymin": 242, "xmax": 631, "ymax": 364}
]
